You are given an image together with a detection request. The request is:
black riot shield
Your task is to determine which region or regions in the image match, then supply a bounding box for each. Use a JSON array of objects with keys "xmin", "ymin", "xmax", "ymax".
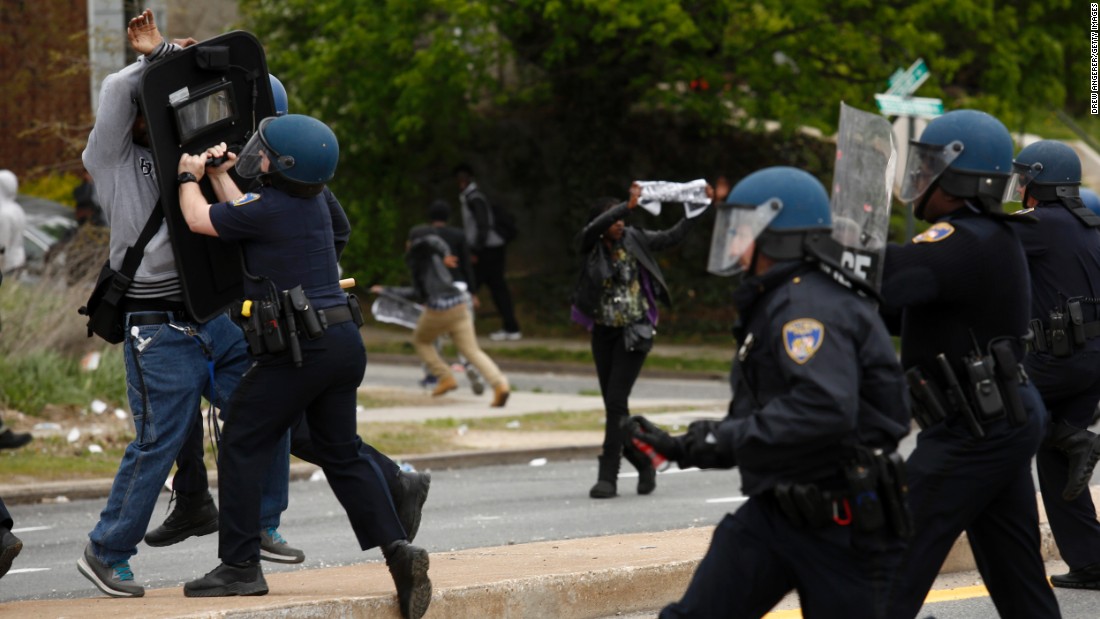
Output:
[{"xmin": 139, "ymin": 31, "xmax": 275, "ymax": 322}]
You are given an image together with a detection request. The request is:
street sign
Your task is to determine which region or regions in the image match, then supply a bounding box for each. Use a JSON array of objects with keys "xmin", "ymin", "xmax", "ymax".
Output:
[
  {"xmin": 885, "ymin": 58, "xmax": 929, "ymax": 97},
  {"xmin": 875, "ymin": 94, "xmax": 943, "ymax": 118}
]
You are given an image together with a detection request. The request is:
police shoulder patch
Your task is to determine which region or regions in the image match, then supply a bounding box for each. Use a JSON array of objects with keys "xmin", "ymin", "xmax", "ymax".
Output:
[
  {"xmin": 782, "ymin": 318, "xmax": 825, "ymax": 365},
  {"xmin": 231, "ymin": 192, "xmax": 260, "ymax": 206},
  {"xmin": 912, "ymin": 222, "xmax": 955, "ymax": 244}
]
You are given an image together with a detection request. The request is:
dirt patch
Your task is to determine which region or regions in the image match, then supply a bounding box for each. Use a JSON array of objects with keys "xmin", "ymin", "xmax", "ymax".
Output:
[{"xmin": 451, "ymin": 429, "xmax": 603, "ymax": 450}]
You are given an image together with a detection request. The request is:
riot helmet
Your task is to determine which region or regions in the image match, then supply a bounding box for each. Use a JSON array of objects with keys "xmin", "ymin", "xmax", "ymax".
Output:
[
  {"xmin": 1004, "ymin": 140, "xmax": 1081, "ymax": 204},
  {"xmin": 235, "ymin": 113, "xmax": 338, "ymax": 197},
  {"xmin": 898, "ymin": 110, "xmax": 1013, "ymax": 218},
  {"xmin": 1081, "ymin": 188, "xmax": 1100, "ymax": 217},
  {"xmin": 269, "ymin": 74, "xmax": 289, "ymax": 117},
  {"xmin": 707, "ymin": 166, "xmax": 831, "ymax": 276}
]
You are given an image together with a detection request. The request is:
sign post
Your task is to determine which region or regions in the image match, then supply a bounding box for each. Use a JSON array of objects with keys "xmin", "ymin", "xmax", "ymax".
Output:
[{"xmin": 876, "ymin": 58, "xmax": 941, "ymax": 241}]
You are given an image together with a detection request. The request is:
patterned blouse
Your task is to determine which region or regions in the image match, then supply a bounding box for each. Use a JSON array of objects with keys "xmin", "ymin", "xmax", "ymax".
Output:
[{"xmin": 596, "ymin": 241, "xmax": 648, "ymax": 327}]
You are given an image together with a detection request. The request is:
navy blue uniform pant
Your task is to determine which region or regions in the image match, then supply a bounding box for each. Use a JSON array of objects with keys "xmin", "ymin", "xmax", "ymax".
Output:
[
  {"xmin": 661, "ymin": 495, "xmax": 904, "ymax": 618},
  {"xmin": 887, "ymin": 383, "xmax": 1060, "ymax": 619},
  {"xmin": 1028, "ymin": 349, "xmax": 1100, "ymax": 570},
  {"xmin": 217, "ymin": 323, "xmax": 404, "ymax": 563},
  {"xmin": 591, "ymin": 324, "xmax": 649, "ymax": 459}
]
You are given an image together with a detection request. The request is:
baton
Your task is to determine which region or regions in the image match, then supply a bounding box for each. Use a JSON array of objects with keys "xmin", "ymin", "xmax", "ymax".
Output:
[{"xmin": 339, "ymin": 278, "xmax": 355, "ymax": 289}]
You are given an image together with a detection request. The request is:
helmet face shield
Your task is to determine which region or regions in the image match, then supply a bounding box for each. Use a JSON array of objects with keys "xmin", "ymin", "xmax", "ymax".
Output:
[
  {"xmin": 235, "ymin": 117, "xmax": 296, "ymax": 179},
  {"xmin": 706, "ymin": 199, "xmax": 783, "ymax": 276},
  {"xmin": 1003, "ymin": 161, "xmax": 1043, "ymax": 203},
  {"xmin": 898, "ymin": 139, "xmax": 964, "ymax": 203}
]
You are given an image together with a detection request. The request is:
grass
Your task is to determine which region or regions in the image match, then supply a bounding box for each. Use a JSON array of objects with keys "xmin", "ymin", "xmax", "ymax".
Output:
[{"xmin": 363, "ymin": 338, "xmax": 730, "ymax": 374}]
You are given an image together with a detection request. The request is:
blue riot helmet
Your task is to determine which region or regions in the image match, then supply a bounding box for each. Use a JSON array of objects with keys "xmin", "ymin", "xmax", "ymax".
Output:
[
  {"xmin": 898, "ymin": 110, "xmax": 1014, "ymax": 218},
  {"xmin": 269, "ymin": 74, "xmax": 289, "ymax": 117},
  {"xmin": 235, "ymin": 114, "xmax": 338, "ymax": 197},
  {"xmin": 707, "ymin": 167, "xmax": 831, "ymax": 276},
  {"xmin": 1004, "ymin": 140, "xmax": 1081, "ymax": 204},
  {"xmin": 1082, "ymin": 188, "xmax": 1100, "ymax": 217}
]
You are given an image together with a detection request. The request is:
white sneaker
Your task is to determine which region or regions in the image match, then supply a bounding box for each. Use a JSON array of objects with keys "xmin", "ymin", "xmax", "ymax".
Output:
[{"xmin": 489, "ymin": 330, "xmax": 522, "ymax": 342}]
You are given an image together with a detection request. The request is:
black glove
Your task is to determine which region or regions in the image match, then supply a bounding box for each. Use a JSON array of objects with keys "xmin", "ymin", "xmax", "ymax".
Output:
[
  {"xmin": 625, "ymin": 416, "xmax": 684, "ymax": 461},
  {"xmin": 679, "ymin": 420, "xmax": 736, "ymax": 470}
]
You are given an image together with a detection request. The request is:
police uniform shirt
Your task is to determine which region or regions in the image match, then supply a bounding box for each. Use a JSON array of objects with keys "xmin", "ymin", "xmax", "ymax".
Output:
[
  {"xmin": 1010, "ymin": 202, "xmax": 1100, "ymax": 335},
  {"xmin": 881, "ymin": 210, "xmax": 1032, "ymax": 376},
  {"xmin": 721, "ymin": 263, "xmax": 909, "ymax": 496},
  {"xmin": 209, "ymin": 188, "xmax": 345, "ymax": 309}
]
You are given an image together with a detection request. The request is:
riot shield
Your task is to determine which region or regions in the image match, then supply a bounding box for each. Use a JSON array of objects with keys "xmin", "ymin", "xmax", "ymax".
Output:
[
  {"xmin": 140, "ymin": 31, "xmax": 275, "ymax": 322},
  {"xmin": 829, "ymin": 102, "xmax": 897, "ymax": 291}
]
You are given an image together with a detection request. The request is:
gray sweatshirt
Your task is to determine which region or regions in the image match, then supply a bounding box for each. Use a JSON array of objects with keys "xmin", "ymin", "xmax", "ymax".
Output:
[{"xmin": 82, "ymin": 42, "xmax": 182, "ymax": 300}]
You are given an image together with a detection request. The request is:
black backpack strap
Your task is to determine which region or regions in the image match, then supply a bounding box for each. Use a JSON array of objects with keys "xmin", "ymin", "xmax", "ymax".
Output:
[{"xmin": 118, "ymin": 199, "xmax": 165, "ymax": 280}]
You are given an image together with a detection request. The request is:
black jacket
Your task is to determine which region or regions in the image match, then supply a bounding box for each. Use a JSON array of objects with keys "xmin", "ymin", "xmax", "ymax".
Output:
[
  {"xmin": 571, "ymin": 202, "xmax": 694, "ymax": 319},
  {"xmin": 390, "ymin": 235, "xmax": 463, "ymax": 306}
]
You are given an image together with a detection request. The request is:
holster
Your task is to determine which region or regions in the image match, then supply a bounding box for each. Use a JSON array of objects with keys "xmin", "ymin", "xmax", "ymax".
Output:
[{"xmin": 988, "ymin": 339, "xmax": 1028, "ymax": 426}]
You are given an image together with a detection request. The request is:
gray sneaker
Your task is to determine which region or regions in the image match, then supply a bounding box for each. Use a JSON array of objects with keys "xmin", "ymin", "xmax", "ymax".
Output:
[
  {"xmin": 259, "ymin": 528, "xmax": 305, "ymax": 564},
  {"xmin": 77, "ymin": 543, "xmax": 144, "ymax": 598}
]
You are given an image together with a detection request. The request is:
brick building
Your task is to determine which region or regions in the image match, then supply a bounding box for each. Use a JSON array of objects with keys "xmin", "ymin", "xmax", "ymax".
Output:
[{"xmin": 0, "ymin": 0, "xmax": 234, "ymax": 181}]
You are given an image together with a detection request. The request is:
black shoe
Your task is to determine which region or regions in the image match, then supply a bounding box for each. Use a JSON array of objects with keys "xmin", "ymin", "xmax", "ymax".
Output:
[
  {"xmin": 637, "ymin": 464, "xmax": 656, "ymax": 495},
  {"xmin": 144, "ymin": 490, "xmax": 219, "ymax": 547},
  {"xmin": 0, "ymin": 529, "xmax": 22, "ymax": 579},
  {"xmin": 184, "ymin": 561, "xmax": 268, "ymax": 597},
  {"xmin": 589, "ymin": 480, "xmax": 617, "ymax": 499},
  {"xmin": 76, "ymin": 543, "xmax": 144, "ymax": 598},
  {"xmin": 392, "ymin": 471, "xmax": 431, "ymax": 542},
  {"xmin": 0, "ymin": 428, "xmax": 31, "ymax": 450},
  {"xmin": 384, "ymin": 540, "xmax": 432, "ymax": 619},
  {"xmin": 1051, "ymin": 563, "xmax": 1100, "ymax": 589}
]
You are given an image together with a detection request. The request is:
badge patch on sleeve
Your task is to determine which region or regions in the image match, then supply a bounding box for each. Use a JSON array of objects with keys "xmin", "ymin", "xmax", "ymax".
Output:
[
  {"xmin": 912, "ymin": 222, "xmax": 954, "ymax": 244},
  {"xmin": 782, "ymin": 318, "xmax": 825, "ymax": 364},
  {"xmin": 232, "ymin": 192, "xmax": 260, "ymax": 206}
]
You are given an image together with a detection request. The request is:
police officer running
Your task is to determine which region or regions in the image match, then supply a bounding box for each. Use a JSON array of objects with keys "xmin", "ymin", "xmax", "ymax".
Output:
[
  {"xmin": 1005, "ymin": 140, "xmax": 1100, "ymax": 590},
  {"xmin": 628, "ymin": 167, "xmax": 911, "ymax": 618},
  {"xmin": 881, "ymin": 110, "xmax": 1061, "ymax": 618},
  {"xmin": 175, "ymin": 116, "xmax": 432, "ymax": 618}
]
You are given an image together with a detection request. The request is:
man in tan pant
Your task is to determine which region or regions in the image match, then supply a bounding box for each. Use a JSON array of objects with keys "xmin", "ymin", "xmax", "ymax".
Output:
[{"xmin": 373, "ymin": 232, "xmax": 509, "ymax": 407}]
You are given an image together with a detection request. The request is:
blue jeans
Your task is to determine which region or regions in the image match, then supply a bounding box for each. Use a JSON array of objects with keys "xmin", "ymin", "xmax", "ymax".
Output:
[{"xmin": 89, "ymin": 312, "xmax": 251, "ymax": 566}]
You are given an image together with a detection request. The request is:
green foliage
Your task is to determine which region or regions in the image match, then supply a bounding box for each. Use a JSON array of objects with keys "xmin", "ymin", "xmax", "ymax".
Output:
[
  {"xmin": 0, "ymin": 348, "xmax": 127, "ymax": 415},
  {"xmin": 18, "ymin": 172, "xmax": 81, "ymax": 206}
]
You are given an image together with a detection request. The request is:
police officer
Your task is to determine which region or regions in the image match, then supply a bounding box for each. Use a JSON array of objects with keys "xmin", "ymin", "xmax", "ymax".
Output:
[
  {"xmin": 149, "ymin": 74, "xmax": 431, "ymax": 561},
  {"xmin": 175, "ymin": 115, "xmax": 431, "ymax": 619},
  {"xmin": 1006, "ymin": 140, "xmax": 1100, "ymax": 590},
  {"xmin": 881, "ymin": 110, "xmax": 1061, "ymax": 618},
  {"xmin": 629, "ymin": 167, "xmax": 911, "ymax": 618}
]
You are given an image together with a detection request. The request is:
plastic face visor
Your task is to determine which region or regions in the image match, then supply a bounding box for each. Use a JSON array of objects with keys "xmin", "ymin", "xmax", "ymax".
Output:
[
  {"xmin": 1002, "ymin": 161, "xmax": 1044, "ymax": 203},
  {"xmin": 706, "ymin": 199, "xmax": 783, "ymax": 277},
  {"xmin": 234, "ymin": 117, "xmax": 295, "ymax": 179},
  {"xmin": 898, "ymin": 139, "xmax": 964, "ymax": 203}
]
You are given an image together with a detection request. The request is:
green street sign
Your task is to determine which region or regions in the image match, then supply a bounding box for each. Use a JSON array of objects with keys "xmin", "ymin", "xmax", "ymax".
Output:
[
  {"xmin": 874, "ymin": 94, "xmax": 944, "ymax": 118},
  {"xmin": 885, "ymin": 58, "xmax": 929, "ymax": 97}
]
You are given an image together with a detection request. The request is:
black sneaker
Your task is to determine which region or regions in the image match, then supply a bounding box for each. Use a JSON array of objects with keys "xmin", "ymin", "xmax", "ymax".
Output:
[
  {"xmin": 0, "ymin": 428, "xmax": 31, "ymax": 450},
  {"xmin": 384, "ymin": 540, "xmax": 432, "ymax": 619},
  {"xmin": 77, "ymin": 543, "xmax": 144, "ymax": 598},
  {"xmin": 393, "ymin": 471, "xmax": 431, "ymax": 542},
  {"xmin": 144, "ymin": 490, "xmax": 219, "ymax": 547},
  {"xmin": 0, "ymin": 529, "xmax": 22, "ymax": 579},
  {"xmin": 259, "ymin": 527, "xmax": 305, "ymax": 564},
  {"xmin": 1051, "ymin": 563, "xmax": 1100, "ymax": 589},
  {"xmin": 184, "ymin": 561, "xmax": 268, "ymax": 597}
]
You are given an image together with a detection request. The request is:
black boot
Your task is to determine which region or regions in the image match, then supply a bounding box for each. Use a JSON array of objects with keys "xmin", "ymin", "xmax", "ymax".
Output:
[
  {"xmin": 623, "ymin": 443, "xmax": 656, "ymax": 495},
  {"xmin": 144, "ymin": 490, "xmax": 219, "ymax": 547},
  {"xmin": 183, "ymin": 561, "xmax": 268, "ymax": 597},
  {"xmin": 389, "ymin": 470, "xmax": 432, "ymax": 542},
  {"xmin": 589, "ymin": 455, "xmax": 620, "ymax": 499},
  {"xmin": 383, "ymin": 540, "xmax": 432, "ymax": 619},
  {"xmin": 1046, "ymin": 421, "xmax": 1100, "ymax": 501}
]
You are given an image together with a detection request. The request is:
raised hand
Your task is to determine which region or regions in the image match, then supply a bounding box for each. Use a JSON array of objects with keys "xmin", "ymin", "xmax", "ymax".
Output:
[{"xmin": 127, "ymin": 9, "xmax": 164, "ymax": 57}]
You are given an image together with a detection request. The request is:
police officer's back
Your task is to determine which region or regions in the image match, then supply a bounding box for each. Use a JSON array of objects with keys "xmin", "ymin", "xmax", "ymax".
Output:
[{"xmin": 881, "ymin": 110, "xmax": 1061, "ymax": 619}]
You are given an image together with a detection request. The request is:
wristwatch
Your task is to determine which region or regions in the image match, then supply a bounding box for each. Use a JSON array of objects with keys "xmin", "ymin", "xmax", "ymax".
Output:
[{"xmin": 177, "ymin": 172, "xmax": 198, "ymax": 185}]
